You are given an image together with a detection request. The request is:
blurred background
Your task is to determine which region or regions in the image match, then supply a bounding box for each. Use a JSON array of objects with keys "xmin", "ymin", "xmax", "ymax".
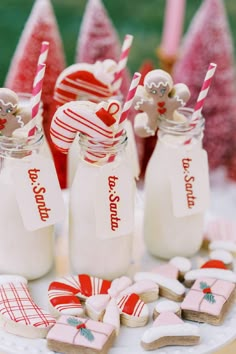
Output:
[{"xmin": 1, "ymin": 0, "xmax": 236, "ymax": 85}]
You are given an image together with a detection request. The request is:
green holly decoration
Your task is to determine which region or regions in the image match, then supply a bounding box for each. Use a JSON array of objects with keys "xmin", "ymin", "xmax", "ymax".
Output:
[
  {"xmin": 67, "ymin": 317, "xmax": 95, "ymax": 342},
  {"xmin": 200, "ymin": 281, "xmax": 216, "ymax": 304}
]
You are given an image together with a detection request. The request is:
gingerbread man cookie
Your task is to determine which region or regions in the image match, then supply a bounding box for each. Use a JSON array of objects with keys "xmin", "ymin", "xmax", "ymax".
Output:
[
  {"xmin": 0, "ymin": 88, "xmax": 31, "ymax": 137},
  {"xmin": 133, "ymin": 69, "xmax": 190, "ymax": 137}
]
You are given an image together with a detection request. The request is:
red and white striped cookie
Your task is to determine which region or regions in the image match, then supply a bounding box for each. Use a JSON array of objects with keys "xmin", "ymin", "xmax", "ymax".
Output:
[
  {"xmin": 53, "ymin": 60, "xmax": 117, "ymax": 107},
  {"xmin": 0, "ymin": 275, "xmax": 55, "ymax": 339},
  {"xmin": 48, "ymin": 274, "xmax": 111, "ymax": 317}
]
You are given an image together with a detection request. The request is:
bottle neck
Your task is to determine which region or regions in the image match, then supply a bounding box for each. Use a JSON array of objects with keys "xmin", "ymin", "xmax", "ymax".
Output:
[
  {"xmin": 0, "ymin": 127, "xmax": 43, "ymax": 159},
  {"xmin": 78, "ymin": 132, "xmax": 128, "ymax": 166},
  {"xmin": 158, "ymin": 107, "xmax": 204, "ymax": 148}
]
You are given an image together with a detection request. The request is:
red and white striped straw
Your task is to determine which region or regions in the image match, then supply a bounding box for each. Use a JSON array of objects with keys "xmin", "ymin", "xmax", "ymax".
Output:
[
  {"xmin": 112, "ymin": 34, "xmax": 133, "ymax": 93},
  {"xmin": 118, "ymin": 72, "xmax": 141, "ymax": 124},
  {"xmin": 28, "ymin": 63, "xmax": 46, "ymax": 136},
  {"xmin": 38, "ymin": 41, "xmax": 49, "ymax": 65},
  {"xmin": 192, "ymin": 62, "xmax": 217, "ymax": 123},
  {"xmin": 28, "ymin": 41, "xmax": 49, "ymax": 136}
]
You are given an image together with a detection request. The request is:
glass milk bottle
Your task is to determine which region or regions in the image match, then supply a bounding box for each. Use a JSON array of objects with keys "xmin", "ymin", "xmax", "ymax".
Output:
[
  {"xmin": 0, "ymin": 129, "xmax": 54, "ymax": 280},
  {"xmin": 69, "ymin": 132, "xmax": 135, "ymax": 279},
  {"xmin": 144, "ymin": 108, "xmax": 209, "ymax": 259}
]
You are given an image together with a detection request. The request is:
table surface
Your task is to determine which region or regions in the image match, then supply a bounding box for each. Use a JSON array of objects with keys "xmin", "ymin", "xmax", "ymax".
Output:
[{"xmin": 0, "ymin": 167, "xmax": 236, "ymax": 354}]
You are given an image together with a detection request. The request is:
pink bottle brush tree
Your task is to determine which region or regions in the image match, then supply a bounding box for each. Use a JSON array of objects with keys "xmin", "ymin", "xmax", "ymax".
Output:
[
  {"xmin": 173, "ymin": 0, "xmax": 236, "ymax": 174},
  {"xmin": 75, "ymin": 0, "xmax": 131, "ymax": 98},
  {"xmin": 4, "ymin": 0, "xmax": 67, "ymax": 188}
]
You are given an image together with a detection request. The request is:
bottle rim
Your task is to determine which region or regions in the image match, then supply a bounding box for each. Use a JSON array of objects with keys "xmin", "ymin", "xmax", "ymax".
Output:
[
  {"xmin": 78, "ymin": 130, "xmax": 128, "ymax": 154},
  {"xmin": 0, "ymin": 126, "xmax": 44, "ymax": 154},
  {"xmin": 158, "ymin": 107, "xmax": 205, "ymax": 135}
]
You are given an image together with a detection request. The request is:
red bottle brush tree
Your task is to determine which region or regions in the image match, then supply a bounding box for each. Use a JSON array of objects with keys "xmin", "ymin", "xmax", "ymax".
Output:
[
  {"xmin": 4, "ymin": 0, "xmax": 67, "ymax": 188},
  {"xmin": 75, "ymin": 0, "xmax": 131, "ymax": 98},
  {"xmin": 173, "ymin": 0, "xmax": 236, "ymax": 174}
]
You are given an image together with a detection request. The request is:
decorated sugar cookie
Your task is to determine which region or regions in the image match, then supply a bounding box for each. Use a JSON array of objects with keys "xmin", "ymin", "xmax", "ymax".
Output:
[
  {"xmin": 133, "ymin": 69, "xmax": 190, "ymax": 137},
  {"xmin": 48, "ymin": 274, "xmax": 112, "ymax": 317},
  {"xmin": 209, "ymin": 249, "xmax": 233, "ymax": 270},
  {"xmin": 0, "ymin": 88, "xmax": 31, "ymax": 137},
  {"xmin": 153, "ymin": 300, "xmax": 181, "ymax": 320},
  {"xmin": 86, "ymin": 276, "xmax": 158, "ymax": 334},
  {"xmin": 203, "ymin": 218, "xmax": 236, "ymax": 249},
  {"xmin": 184, "ymin": 259, "xmax": 236, "ymax": 287},
  {"xmin": 134, "ymin": 258, "xmax": 189, "ymax": 302},
  {"xmin": 141, "ymin": 300, "xmax": 200, "ymax": 350},
  {"xmin": 182, "ymin": 259, "xmax": 236, "ymax": 325},
  {"xmin": 0, "ymin": 275, "xmax": 55, "ymax": 338},
  {"xmin": 47, "ymin": 315, "xmax": 116, "ymax": 354},
  {"xmin": 53, "ymin": 60, "xmax": 118, "ymax": 108}
]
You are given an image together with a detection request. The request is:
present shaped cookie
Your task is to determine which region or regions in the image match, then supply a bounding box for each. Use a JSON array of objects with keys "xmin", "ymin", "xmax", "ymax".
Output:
[
  {"xmin": 47, "ymin": 315, "xmax": 116, "ymax": 354},
  {"xmin": 181, "ymin": 277, "xmax": 235, "ymax": 325}
]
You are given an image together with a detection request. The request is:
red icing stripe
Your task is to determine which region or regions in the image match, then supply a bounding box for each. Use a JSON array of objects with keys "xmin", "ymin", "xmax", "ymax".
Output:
[
  {"xmin": 50, "ymin": 295, "xmax": 82, "ymax": 308},
  {"xmin": 100, "ymin": 279, "xmax": 112, "ymax": 294},
  {"xmin": 48, "ymin": 281, "xmax": 79, "ymax": 295},
  {"xmin": 118, "ymin": 293, "xmax": 140, "ymax": 316},
  {"xmin": 201, "ymin": 260, "xmax": 227, "ymax": 270},
  {"xmin": 79, "ymin": 274, "xmax": 93, "ymax": 297}
]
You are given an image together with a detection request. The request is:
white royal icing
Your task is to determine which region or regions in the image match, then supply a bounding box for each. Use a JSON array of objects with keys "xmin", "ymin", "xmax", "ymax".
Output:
[
  {"xmin": 209, "ymin": 240, "xmax": 236, "ymax": 253},
  {"xmin": 134, "ymin": 272, "xmax": 185, "ymax": 295},
  {"xmin": 155, "ymin": 300, "xmax": 180, "ymax": 314},
  {"xmin": 185, "ymin": 268, "xmax": 236, "ymax": 283},
  {"xmin": 141, "ymin": 323, "xmax": 200, "ymax": 344},
  {"xmin": 209, "ymin": 249, "xmax": 233, "ymax": 265},
  {"xmin": 170, "ymin": 257, "xmax": 192, "ymax": 273}
]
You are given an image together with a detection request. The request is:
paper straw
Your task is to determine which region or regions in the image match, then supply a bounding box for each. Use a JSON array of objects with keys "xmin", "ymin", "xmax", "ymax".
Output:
[
  {"xmin": 27, "ymin": 42, "xmax": 49, "ymax": 136},
  {"xmin": 118, "ymin": 72, "xmax": 141, "ymax": 125},
  {"xmin": 38, "ymin": 41, "xmax": 49, "ymax": 65},
  {"xmin": 112, "ymin": 34, "xmax": 133, "ymax": 92},
  {"xmin": 192, "ymin": 62, "xmax": 217, "ymax": 123},
  {"xmin": 28, "ymin": 63, "xmax": 46, "ymax": 136},
  {"xmin": 184, "ymin": 63, "xmax": 217, "ymax": 145}
]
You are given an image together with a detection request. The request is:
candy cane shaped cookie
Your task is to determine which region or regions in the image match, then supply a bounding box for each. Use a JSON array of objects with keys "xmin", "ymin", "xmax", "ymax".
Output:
[
  {"xmin": 50, "ymin": 100, "xmax": 122, "ymax": 154},
  {"xmin": 0, "ymin": 275, "xmax": 55, "ymax": 339},
  {"xmin": 48, "ymin": 274, "xmax": 111, "ymax": 317}
]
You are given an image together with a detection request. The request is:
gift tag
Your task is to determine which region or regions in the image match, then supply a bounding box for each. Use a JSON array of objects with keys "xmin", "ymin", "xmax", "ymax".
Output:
[
  {"xmin": 168, "ymin": 148, "xmax": 210, "ymax": 217},
  {"xmin": 12, "ymin": 154, "xmax": 65, "ymax": 230},
  {"xmin": 95, "ymin": 161, "xmax": 135, "ymax": 239}
]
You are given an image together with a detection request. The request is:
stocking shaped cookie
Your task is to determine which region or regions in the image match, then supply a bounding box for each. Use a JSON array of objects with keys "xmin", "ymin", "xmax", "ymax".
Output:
[
  {"xmin": 0, "ymin": 88, "xmax": 31, "ymax": 137},
  {"xmin": 141, "ymin": 300, "xmax": 200, "ymax": 350},
  {"xmin": 133, "ymin": 69, "xmax": 190, "ymax": 137},
  {"xmin": 0, "ymin": 275, "xmax": 55, "ymax": 338},
  {"xmin": 182, "ymin": 260, "xmax": 236, "ymax": 325},
  {"xmin": 48, "ymin": 274, "xmax": 112, "ymax": 317},
  {"xmin": 86, "ymin": 276, "xmax": 158, "ymax": 334},
  {"xmin": 134, "ymin": 257, "xmax": 190, "ymax": 302}
]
